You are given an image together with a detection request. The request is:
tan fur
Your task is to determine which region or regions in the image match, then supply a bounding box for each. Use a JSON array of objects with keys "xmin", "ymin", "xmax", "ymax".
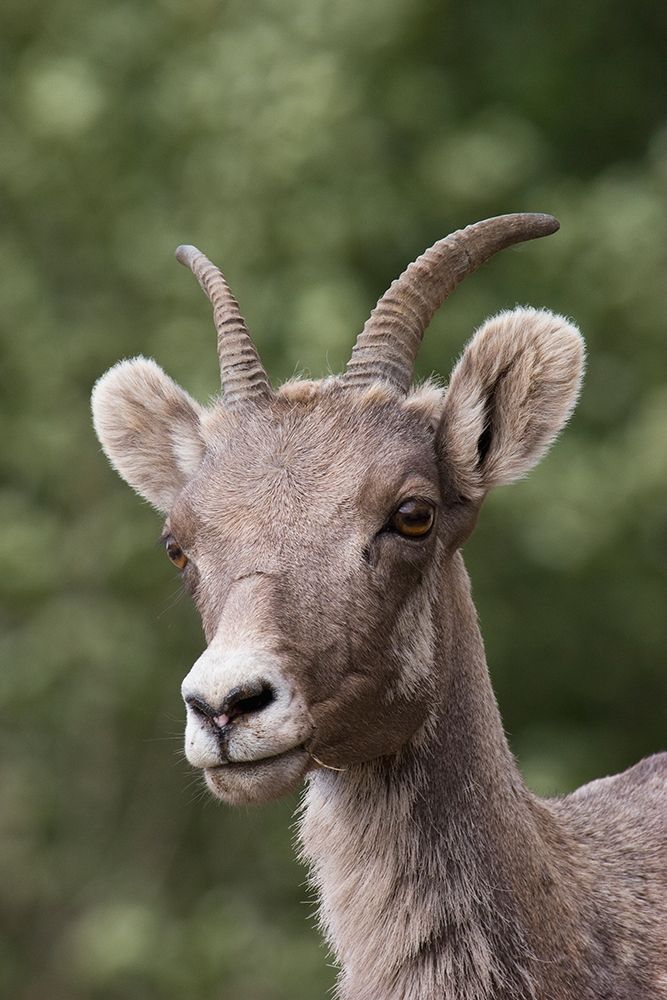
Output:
[
  {"xmin": 278, "ymin": 377, "xmax": 323, "ymax": 404},
  {"xmin": 92, "ymin": 298, "xmax": 666, "ymax": 1000}
]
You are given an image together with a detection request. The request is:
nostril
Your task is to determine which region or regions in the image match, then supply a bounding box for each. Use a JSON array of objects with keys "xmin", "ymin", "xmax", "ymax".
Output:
[
  {"xmin": 186, "ymin": 683, "xmax": 276, "ymax": 730},
  {"xmin": 224, "ymin": 682, "xmax": 275, "ymax": 723}
]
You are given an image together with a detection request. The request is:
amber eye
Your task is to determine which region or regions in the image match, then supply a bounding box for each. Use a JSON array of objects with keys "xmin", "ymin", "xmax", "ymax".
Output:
[
  {"xmin": 390, "ymin": 498, "xmax": 435, "ymax": 538},
  {"xmin": 166, "ymin": 539, "xmax": 188, "ymax": 570}
]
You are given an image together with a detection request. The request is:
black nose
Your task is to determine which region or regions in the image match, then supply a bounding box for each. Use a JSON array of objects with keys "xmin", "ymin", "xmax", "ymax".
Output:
[{"xmin": 186, "ymin": 681, "xmax": 275, "ymax": 728}]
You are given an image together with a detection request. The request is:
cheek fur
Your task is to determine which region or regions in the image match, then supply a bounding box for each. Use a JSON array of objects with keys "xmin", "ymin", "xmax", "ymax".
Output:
[{"xmin": 299, "ymin": 554, "xmax": 438, "ymax": 766}]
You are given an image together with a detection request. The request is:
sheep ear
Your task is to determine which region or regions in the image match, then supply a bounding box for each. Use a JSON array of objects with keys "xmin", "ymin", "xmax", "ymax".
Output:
[
  {"xmin": 438, "ymin": 308, "xmax": 585, "ymax": 502},
  {"xmin": 91, "ymin": 358, "xmax": 206, "ymax": 512}
]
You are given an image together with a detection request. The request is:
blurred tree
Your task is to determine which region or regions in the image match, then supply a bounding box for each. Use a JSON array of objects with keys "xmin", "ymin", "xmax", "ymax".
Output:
[{"xmin": 0, "ymin": 0, "xmax": 665, "ymax": 996}]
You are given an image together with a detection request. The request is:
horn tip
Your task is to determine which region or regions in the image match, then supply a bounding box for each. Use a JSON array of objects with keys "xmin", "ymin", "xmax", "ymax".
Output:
[
  {"xmin": 529, "ymin": 213, "xmax": 560, "ymax": 236},
  {"xmin": 175, "ymin": 244, "xmax": 200, "ymax": 267}
]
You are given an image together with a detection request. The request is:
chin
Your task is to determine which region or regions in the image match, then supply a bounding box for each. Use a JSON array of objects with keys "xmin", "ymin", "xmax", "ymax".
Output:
[{"xmin": 203, "ymin": 746, "xmax": 312, "ymax": 805}]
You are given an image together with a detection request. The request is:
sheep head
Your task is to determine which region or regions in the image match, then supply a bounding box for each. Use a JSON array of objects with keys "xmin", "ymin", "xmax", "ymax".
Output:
[{"xmin": 91, "ymin": 214, "xmax": 584, "ymax": 804}]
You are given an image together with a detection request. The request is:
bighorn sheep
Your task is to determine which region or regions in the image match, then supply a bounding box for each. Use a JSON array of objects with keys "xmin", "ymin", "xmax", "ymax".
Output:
[{"xmin": 92, "ymin": 214, "xmax": 667, "ymax": 1000}]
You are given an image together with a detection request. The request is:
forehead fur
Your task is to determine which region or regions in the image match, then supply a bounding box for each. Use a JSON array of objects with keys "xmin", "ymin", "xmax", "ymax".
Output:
[
  {"xmin": 201, "ymin": 377, "xmax": 444, "ymax": 466},
  {"xmin": 176, "ymin": 379, "xmax": 443, "ymax": 536}
]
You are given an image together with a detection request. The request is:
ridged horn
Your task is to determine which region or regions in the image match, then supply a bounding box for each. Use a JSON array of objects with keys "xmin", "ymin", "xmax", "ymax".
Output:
[
  {"xmin": 343, "ymin": 213, "xmax": 560, "ymax": 395},
  {"xmin": 175, "ymin": 245, "xmax": 272, "ymax": 407}
]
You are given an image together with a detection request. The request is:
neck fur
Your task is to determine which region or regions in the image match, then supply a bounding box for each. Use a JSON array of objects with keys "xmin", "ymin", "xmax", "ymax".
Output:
[{"xmin": 298, "ymin": 553, "xmax": 585, "ymax": 1000}]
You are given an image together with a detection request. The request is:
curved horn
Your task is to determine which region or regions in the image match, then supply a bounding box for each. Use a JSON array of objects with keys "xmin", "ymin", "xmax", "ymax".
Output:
[
  {"xmin": 175, "ymin": 245, "xmax": 272, "ymax": 407},
  {"xmin": 343, "ymin": 213, "xmax": 560, "ymax": 395}
]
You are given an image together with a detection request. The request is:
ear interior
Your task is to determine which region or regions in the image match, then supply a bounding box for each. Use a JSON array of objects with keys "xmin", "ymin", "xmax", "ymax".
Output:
[
  {"xmin": 439, "ymin": 308, "xmax": 585, "ymax": 502},
  {"xmin": 91, "ymin": 357, "xmax": 206, "ymax": 512}
]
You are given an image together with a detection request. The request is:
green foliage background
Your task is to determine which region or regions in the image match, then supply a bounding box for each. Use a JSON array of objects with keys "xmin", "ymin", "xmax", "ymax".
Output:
[{"xmin": 1, "ymin": 1, "xmax": 665, "ymax": 997}]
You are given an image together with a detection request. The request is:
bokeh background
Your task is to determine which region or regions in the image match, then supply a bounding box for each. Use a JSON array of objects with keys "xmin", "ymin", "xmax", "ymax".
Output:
[{"xmin": 1, "ymin": 0, "xmax": 665, "ymax": 997}]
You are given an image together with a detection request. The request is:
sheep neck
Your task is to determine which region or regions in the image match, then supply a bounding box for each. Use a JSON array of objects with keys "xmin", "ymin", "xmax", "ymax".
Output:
[{"xmin": 298, "ymin": 553, "xmax": 587, "ymax": 1000}]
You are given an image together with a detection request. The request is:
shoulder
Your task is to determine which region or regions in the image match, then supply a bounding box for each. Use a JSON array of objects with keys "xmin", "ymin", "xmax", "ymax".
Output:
[
  {"xmin": 567, "ymin": 752, "xmax": 667, "ymax": 805},
  {"xmin": 553, "ymin": 753, "xmax": 667, "ymax": 849}
]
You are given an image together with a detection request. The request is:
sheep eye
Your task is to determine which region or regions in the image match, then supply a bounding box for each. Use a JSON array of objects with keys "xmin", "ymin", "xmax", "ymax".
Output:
[
  {"xmin": 390, "ymin": 498, "xmax": 435, "ymax": 538},
  {"xmin": 166, "ymin": 539, "xmax": 188, "ymax": 570}
]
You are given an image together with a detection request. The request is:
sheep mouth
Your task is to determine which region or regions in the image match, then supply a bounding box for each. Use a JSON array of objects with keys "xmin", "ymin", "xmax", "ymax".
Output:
[
  {"xmin": 207, "ymin": 743, "xmax": 308, "ymax": 772},
  {"xmin": 203, "ymin": 745, "xmax": 311, "ymax": 804}
]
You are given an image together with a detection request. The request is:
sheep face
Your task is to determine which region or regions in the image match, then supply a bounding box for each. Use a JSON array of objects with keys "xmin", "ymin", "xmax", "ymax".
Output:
[{"xmin": 169, "ymin": 382, "xmax": 449, "ymax": 803}]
